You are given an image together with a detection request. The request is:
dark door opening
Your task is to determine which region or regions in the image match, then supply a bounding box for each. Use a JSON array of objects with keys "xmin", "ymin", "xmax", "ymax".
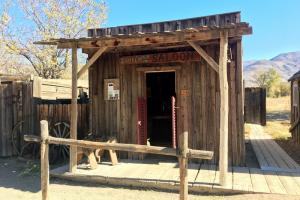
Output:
[{"xmin": 146, "ymin": 72, "xmax": 176, "ymax": 147}]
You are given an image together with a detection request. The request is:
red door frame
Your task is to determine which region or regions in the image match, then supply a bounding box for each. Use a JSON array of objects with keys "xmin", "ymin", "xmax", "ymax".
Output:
[{"xmin": 137, "ymin": 69, "xmax": 178, "ymax": 147}]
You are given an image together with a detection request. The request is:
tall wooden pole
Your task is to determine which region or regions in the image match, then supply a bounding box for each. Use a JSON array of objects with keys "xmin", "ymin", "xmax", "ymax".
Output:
[
  {"xmin": 40, "ymin": 120, "xmax": 49, "ymax": 200},
  {"xmin": 219, "ymin": 31, "xmax": 229, "ymax": 186},
  {"xmin": 70, "ymin": 43, "xmax": 78, "ymax": 173},
  {"xmin": 179, "ymin": 90, "xmax": 189, "ymax": 200}
]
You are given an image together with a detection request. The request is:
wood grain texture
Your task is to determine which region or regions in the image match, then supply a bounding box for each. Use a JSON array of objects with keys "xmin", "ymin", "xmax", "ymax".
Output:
[
  {"xmin": 40, "ymin": 120, "xmax": 49, "ymax": 200},
  {"xmin": 70, "ymin": 44, "xmax": 78, "ymax": 173},
  {"xmin": 89, "ymin": 41, "xmax": 245, "ymax": 166},
  {"xmin": 218, "ymin": 31, "xmax": 229, "ymax": 186}
]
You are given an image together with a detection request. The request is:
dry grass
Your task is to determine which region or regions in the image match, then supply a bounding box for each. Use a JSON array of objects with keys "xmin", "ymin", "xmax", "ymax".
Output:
[
  {"xmin": 263, "ymin": 121, "xmax": 291, "ymax": 140},
  {"xmin": 266, "ymin": 96, "xmax": 290, "ymax": 113},
  {"xmin": 263, "ymin": 96, "xmax": 291, "ymax": 140}
]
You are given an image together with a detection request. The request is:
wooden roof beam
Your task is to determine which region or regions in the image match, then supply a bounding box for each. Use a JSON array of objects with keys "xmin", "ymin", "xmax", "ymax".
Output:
[
  {"xmin": 55, "ymin": 25, "xmax": 252, "ymax": 49},
  {"xmin": 77, "ymin": 46, "xmax": 107, "ymax": 78},
  {"xmin": 188, "ymin": 41, "xmax": 219, "ymax": 73}
]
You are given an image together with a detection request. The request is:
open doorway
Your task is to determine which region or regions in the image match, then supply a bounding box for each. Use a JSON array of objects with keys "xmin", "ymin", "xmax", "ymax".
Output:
[{"xmin": 146, "ymin": 72, "xmax": 176, "ymax": 147}]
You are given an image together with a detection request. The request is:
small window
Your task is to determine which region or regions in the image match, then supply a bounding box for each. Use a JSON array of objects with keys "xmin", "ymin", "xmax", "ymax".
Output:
[{"xmin": 293, "ymin": 82, "xmax": 299, "ymax": 107}]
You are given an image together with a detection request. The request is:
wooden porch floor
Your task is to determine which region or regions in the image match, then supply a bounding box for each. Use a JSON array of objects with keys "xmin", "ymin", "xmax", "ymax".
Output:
[
  {"xmin": 249, "ymin": 124, "xmax": 300, "ymax": 173},
  {"xmin": 50, "ymin": 160, "xmax": 300, "ymax": 196}
]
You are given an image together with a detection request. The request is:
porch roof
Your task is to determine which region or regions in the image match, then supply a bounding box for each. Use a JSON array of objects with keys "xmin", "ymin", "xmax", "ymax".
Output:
[{"xmin": 34, "ymin": 11, "xmax": 252, "ymax": 51}]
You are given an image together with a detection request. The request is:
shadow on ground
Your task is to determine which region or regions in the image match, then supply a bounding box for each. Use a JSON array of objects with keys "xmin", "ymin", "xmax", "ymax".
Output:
[
  {"xmin": 266, "ymin": 111, "xmax": 289, "ymax": 121},
  {"xmin": 0, "ymin": 157, "xmax": 40, "ymax": 193}
]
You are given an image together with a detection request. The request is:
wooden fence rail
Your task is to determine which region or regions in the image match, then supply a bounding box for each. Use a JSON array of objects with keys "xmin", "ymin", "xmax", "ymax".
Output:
[{"xmin": 25, "ymin": 120, "xmax": 214, "ymax": 200}]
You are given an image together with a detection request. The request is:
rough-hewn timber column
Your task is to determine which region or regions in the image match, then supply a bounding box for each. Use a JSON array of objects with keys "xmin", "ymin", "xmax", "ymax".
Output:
[
  {"xmin": 70, "ymin": 43, "xmax": 78, "ymax": 173},
  {"xmin": 179, "ymin": 90, "xmax": 189, "ymax": 200},
  {"xmin": 219, "ymin": 31, "xmax": 229, "ymax": 186}
]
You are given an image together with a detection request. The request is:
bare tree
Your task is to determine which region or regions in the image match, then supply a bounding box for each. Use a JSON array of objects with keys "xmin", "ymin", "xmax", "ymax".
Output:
[{"xmin": 0, "ymin": 0, "xmax": 107, "ymax": 78}]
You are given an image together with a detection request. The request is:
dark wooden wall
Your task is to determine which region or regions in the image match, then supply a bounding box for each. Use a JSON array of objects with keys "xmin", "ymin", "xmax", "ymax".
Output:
[
  {"xmin": 0, "ymin": 81, "xmax": 36, "ymax": 157},
  {"xmin": 0, "ymin": 79, "xmax": 90, "ymax": 157},
  {"xmin": 290, "ymin": 80, "xmax": 300, "ymax": 144},
  {"xmin": 89, "ymin": 40, "xmax": 245, "ymax": 166},
  {"xmin": 244, "ymin": 87, "xmax": 267, "ymax": 126},
  {"xmin": 37, "ymin": 100, "xmax": 89, "ymax": 140}
]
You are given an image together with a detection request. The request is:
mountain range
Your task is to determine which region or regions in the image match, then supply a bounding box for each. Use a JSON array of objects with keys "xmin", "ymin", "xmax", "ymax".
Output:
[{"xmin": 244, "ymin": 51, "xmax": 300, "ymax": 86}]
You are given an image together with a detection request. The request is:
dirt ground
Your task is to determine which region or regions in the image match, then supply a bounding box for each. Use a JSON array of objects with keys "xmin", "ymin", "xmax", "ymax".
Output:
[{"xmin": 1, "ymin": 158, "xmax": 300, "ymax": 200}]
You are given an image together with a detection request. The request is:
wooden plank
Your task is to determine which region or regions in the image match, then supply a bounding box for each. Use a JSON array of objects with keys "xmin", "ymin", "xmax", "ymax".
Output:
[
  {"xmin": 218, "ymin": 30, "xmax": 229, "ymax": 186},
  {"xmin": 136, "ymin": 66, "xmax": 181, "ymax": 72},
  {"xmin": 158, "ymin": 164, "xmax": 179, "ymax": 183},
  {"xmin": 213, "ymin": 166, "xmax": 232, "ymax": 190},
  {"xmin": 250, "ymin": 124, "xmax": 300, "ymax": 172},
  {"xmin": 25, "ymin": 135, "xmax": 213, "ymax": 159},
  {"xmin": 236, "ymin": 39, "xmax": 245, "ymax": 165},
  {"xmin": 77, "ymin": 46, "xmax": 107, "ymax": 78},
  {"xmin": 187, "ymin": 163, "xmax": 200, "ymax": 184},
  {"xmin": 54, "ymin": 25, "xmax": 252, "ymax": 49},
  {"xmin": 229, "ymin": 62, "xmax": 238, "ymax": 166},
  {"xmin": 232, "ymin": 167, "xmax": 253, "ymax": 192},
  {"xmin": 85, "ymin": 149, "xmax": 98, "ymax": 170},
  {"xmin": 194, "ymin": 164, "xmax": 217, "ymax": 187},
  {"xmin": 108, "ymin": 138, "xmax": 118, "ymax": 165},
  {"xmin": 276, "ymin": 172, "xmax": 300, "ymax": 195},
  {"xmin": 263, "ymin": 171, "xmax": 287, "ymax": 194},
  {"xmin": 88, "ymin": 12, "xmax": 241, "ymax": 37},
  {"xmin": 121, "ymin": 51, "xmax": 200, "ymax": 65},
  {"xmin": 249, "ymin": 135, "xmax": 269, "ymax": 168},
  {"xmin": 188, "ymin": 41, "xmax": 219, "ymax": 73},
  {"xmin": 70, "ymin": 43, "xmax": 78, "ymax": 173},
  {"xmin": 249, "ymin": 168, "xmax": 270, "ymax": 193}
]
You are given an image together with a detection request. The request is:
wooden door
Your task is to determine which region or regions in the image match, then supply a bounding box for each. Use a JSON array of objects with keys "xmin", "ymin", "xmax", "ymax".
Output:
[{"xmin": 137, "ymin": 97, "xmax": 147, "ymax": 145}]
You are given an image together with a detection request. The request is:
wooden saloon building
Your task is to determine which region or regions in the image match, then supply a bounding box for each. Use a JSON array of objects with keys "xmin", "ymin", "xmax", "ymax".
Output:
[
  {"xmin": 36, "ymin": 11, "xmax": 252, "ymax": 184},
  {"xmin": 289, "ymin": 70, "xmax": 300, "ymax": 144}
]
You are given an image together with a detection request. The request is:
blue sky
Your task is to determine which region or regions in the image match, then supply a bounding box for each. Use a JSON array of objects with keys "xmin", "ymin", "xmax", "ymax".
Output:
[
  {"xmin": 104, "ymin": 0, "xmax": 300, "ymax": 61},
  {"xmin": 2, "ymin": 0, "xmax": 300, "ymax": 61}
]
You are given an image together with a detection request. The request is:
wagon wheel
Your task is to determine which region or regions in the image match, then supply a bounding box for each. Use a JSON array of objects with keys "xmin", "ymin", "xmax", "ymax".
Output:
[
  {"xmin": 11, "ymin": 120, "xmax": 24, "ymax": 156},
  {"xmin": 49, "ymin": 122, "xmax": 70, "ymax": 164},
  {"xmin": 12, "ymin": 120, "xmax": 39, "ymax": 159}
]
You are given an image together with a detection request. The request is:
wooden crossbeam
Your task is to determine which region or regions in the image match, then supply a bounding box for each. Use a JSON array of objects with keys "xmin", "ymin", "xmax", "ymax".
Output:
[
  {"xmin": 187, "ymin": 41, "xmax": 219, "ymax": 73},
  {"xmin": 77, "ymin": 46, "xmax": 107, "ymax": 78},
  {"xmin": 218, "ymin": 31, "xmax": 229, "ymax": 186}
]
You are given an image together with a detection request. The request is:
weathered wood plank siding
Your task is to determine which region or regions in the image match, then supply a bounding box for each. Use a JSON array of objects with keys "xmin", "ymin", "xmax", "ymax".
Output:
[
  {"xmin": 90, "ymin": 41, "xmax": 245, "ymax": 165},
  {"xmin": 290, "ymin": 80, "xmax": 300, "ymax": 144},
  {"xmin": 90, "ymin": 54, "xmax": 119, "ymax": 140},
  {"xmin": 244, "ymin": 87, "xmax": 266, "ymax": 126}
]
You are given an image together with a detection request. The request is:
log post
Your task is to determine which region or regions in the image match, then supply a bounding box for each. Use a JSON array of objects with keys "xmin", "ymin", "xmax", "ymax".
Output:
[
  {"xmin": 179, "ymin": 91, "xmax": 189, "ymax": 200},
  {"xmin": 40, "ymin": 120, "xmax": 49, "ymax": 200},
  {"xmin": 70, "ymin": 43, "xmax": 78, "ymax": 173},
  {"xmin": 219, "ymin": 31, "xmax": 229, "ymax": 186}
]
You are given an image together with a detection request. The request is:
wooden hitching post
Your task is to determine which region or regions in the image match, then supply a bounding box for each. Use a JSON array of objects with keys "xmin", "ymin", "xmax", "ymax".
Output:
[
  {"xmin": 219, "ymin": 31, "xmax": 229, "ymax": 186},
  {"xmin": 40, "ymin": 120, "xmax": 49, "ymax": 200},
  {"xmin": 179, "ymin": 90, "xmax": 189, "ymax": 200},
  {"xmin": 70, "ymin": 43, "xmax": 78, "ymax": 173}
]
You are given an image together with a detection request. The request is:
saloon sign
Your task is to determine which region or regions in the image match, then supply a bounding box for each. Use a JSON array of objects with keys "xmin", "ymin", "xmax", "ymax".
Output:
[{"xmin": 120, "ymin": 51, "xmax": 201, "ymax": 65}]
